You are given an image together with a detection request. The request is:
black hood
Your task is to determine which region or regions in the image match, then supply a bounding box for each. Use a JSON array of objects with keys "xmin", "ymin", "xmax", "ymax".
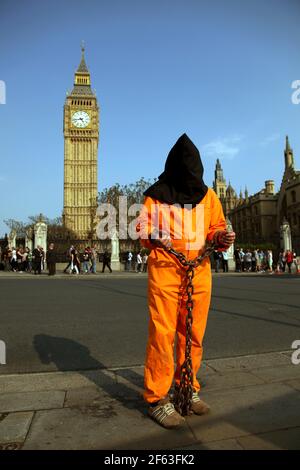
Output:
[{"xmin": 144, "ymin": 133, "xmax": 208, "ymax": 206}]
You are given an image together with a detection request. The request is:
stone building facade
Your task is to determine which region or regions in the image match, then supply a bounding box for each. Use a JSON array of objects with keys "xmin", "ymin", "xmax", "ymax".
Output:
[{"xmin": 213, "ymin": 137, "xmax": 300, "ymax": 251}]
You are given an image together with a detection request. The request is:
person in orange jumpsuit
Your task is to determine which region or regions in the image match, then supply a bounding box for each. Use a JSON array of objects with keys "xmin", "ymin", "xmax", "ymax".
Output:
[{"xmin": 138, "ymin": 134, "xmax": 235, "ymax": 429}]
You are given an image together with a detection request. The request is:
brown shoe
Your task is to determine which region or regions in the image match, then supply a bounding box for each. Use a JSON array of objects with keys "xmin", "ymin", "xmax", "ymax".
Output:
[
  {"xmin": 191, "ymin": 391, "xmax": 210, "ymax": 415},
  {"xmin": 148, "ymin": 397, "xmax": 185, "ymax": 429}
]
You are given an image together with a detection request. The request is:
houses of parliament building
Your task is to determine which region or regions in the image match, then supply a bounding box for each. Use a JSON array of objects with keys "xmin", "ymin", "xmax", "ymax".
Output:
[{"xmin": 213, "ymin": 136, "xmax": 300, "ymax": 251}]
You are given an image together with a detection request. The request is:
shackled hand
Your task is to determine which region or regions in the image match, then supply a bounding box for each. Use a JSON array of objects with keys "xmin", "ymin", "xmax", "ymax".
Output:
[
  {"xmin": 149, "ymin": 229, "xmax": 173, "ymax": 250},
  {"xmin": 214, "ymin": 230, "xmax": 236, "ymax": 248}
]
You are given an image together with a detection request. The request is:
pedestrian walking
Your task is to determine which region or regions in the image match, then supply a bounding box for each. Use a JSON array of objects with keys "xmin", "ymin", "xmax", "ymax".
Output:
[
  {"xmin": 40, "ymin": 247, "xmax": 45, "ymax": 272},
  {"xmin": 244, "ymin": 249, "xmax": 252, "ymax": 272},
  {"xmin": 82, "ymin": 248, "xmax": 90, "ymax": 274},
  {"xmin": 142, "ymin": 252, "xmax": 148, "ymax": 272},
  {"xmin": 286, "ymin": 250, "xmax": 293, "ymax": 273},
  {"xmin": 126, "ymin": 251, "xmax": 133, "ymax": 271},
  {"xmin": 214, "ymin": 250, "xmax": 223, "ymax": 272},
  {"xmin": 23, "ymin": 248, "xmax": 30, "ymax": 272},
  {"xmin": 222, "ymin": 250, "xmax": 229, "ymax": 272},
  {"xmin": 251, "ymin": 250, "xmax": 257, "ymax": 272},
  {"xmin": 90, "ymin": 246, "xmax": 97, "ymax": 274},
  {"xmin": 32, "ymin": 246, "xmax": 42, "ymax": 275},
  {"xmin": 11, "ymin": 247, "xmax": 17, "ymax": 272},
  {"xmin": 102, "ymin": 250, "xmax": 112, "ymax": 273},
  {"xmin": 239, "ymin": 248, "xmax": 245, "ymax": 271},
  {"xmin": 63, "ymin": 245, "xmax": 74, "ymax": 274},
  {"xmin": 136, "ymin": 252, "xmax": 143, "ymax": 273},
  {"xmin": 267, "ymin": 249, "xmax": 273, "ymax": 272},
  {"xmin": 16, "ymin": 247, "xmax": 24, "ymax": 272},
  {"xmin": 277, "ymin": 251, "xmax": 284, "ymax": 272},
  {"xmin": 234, "ymin": 247, "xmax": 241, "ymax": 272},
  {"xmin": 46, "ymin": 243, "xmax": 56, "ymax": 276},
  {"xmin": 255, "ymin": 249, "xmax": 260, "ymax": 272},
  {"xmin": 293, "ymin": 249, "xmax": 298, "ymax": 272},
  {"xmin": 259, "ymin": 250, "xmax": 266, "ymax": 272},
  {"xmin": 282, "ymin": 251, "xmax": 287, "ymax": 272},
  {"xmin": 70, "ymin": 248, "xmax": 80, "ymax": 274}
]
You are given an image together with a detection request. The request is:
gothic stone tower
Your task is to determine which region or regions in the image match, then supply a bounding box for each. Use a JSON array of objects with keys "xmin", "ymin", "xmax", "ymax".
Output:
[
  {"xmin": 213, "ymin": 158, "xmax": 227, "ymax": 206},
  {"xmin": 63, "ymin": 45, "xmax": 99, "ymax": 239},
  {"xmin": 213, "ymin": 159, "xmax": 238, "ymax": 216},
  {"xmin": 213, "ymin": 158, "xmax": 226, "ymax": 200}
]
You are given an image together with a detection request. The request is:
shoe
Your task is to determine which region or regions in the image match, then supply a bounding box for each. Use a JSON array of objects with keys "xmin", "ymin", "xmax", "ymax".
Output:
[
  {"xmin": 148, "ymin": 397, "xmax": 185, "ymax": 429},
  {"xmin": 191, "ymin": 391, "xmax": 210, "ymax": 415}
]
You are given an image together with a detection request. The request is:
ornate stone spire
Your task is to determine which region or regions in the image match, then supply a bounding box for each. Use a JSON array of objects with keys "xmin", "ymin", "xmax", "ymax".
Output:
[
  {"xmin": 213, "ymin": 158, "xmax": 227, "ymax": 201},
  {"xmin": 214, "ymin": 158, "xmax": 225, "ymax": 183},
  {"xmin": 77, "ymin": 41, "xmax": 89, "ymax": 73},
  {"xmin": 71, "ymin": 42, "xmax": 93, "ymax": 96},
  {"xmin": 226, "ymin": 181, "xmax": 235, "ymax": 197},
  {"xmin": 284, "ymin": 135, "xmax": 294, "ymax": 169}
]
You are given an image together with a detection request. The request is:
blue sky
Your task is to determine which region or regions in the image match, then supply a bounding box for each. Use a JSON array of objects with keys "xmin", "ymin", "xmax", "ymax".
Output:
[{"xmin": 0, "ymin": 0, "xmax": 299, "ymax": 236}]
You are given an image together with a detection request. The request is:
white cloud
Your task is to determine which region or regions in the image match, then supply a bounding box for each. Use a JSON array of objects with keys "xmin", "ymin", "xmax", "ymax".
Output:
[
  {"xmin": 259, "ymin": 133, "xmax": 281, "ymax": 147},
  {"xmin": 202, "ymin": 135, "xmax": 243, "ymax": 160}
]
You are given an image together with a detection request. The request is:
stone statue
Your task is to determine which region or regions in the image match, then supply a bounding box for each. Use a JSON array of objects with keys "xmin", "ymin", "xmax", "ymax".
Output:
[
  {"xmin": 34, "ymin": 219, "xmax": 48, "ymax": 253},
  {"xmin": 25, "ymin": 227, "xmax": 34, "ymax": 252},
  {"xmin": 8, "ymin": 230, "xmax": 17, "ymax": 249},
  {"xmin": 280, "ymin": 218, "xmax": 292, "ymax": 251},
  {"xmin": 226, "ymin": 217, "xmax": 235, "ymax": 271},
  {"xmin": 110, "ymin": 228, "xmax": 121, "ymax": 271}
]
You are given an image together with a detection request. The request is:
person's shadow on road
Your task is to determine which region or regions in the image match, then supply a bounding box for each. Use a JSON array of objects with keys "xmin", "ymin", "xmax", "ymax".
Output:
[{"xmin": 33, "ymin": 334, "xmax": 146, "ymax": 416}]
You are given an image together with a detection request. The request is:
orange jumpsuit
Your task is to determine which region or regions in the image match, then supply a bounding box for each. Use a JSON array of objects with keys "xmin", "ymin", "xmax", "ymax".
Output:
[{"xmin": 139, "ymin": 188, "xmax": 226, "ymax": 403}]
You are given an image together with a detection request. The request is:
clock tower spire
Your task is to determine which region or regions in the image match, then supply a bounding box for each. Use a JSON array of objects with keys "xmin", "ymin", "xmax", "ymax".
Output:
[
  {"xmin": 63, "ymin": 44, "xmax": 99, "ymax": 240},
  {"xmin": 74, "ymin": 41, "xmax": 91, "ymax": 87}
]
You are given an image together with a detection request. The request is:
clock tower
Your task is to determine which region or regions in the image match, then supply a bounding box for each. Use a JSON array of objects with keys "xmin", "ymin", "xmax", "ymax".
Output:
[{"xmin": 63, "ymin": 44, "xmax": 99, "ymax": 239}]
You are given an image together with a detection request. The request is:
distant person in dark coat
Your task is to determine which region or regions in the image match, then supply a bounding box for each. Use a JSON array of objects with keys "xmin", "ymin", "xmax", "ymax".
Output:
[
  {"xmin": 46, "ymin": 243, "xmax": 56, "ymax": 276},
  {"xmin": 213, "ymin": 250, "xmax": 223, "ymax": 273},
  {"xmin": 102, "ymin": 251, "xmax": 112, "ymax": 273},
  {"xmin": 32, "ymin": 246, "xmax": 42, "ymax": 275}
]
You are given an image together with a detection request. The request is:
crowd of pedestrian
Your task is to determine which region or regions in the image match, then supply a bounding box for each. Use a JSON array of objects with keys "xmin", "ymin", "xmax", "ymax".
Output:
[
  {"xmin": 63, "ymin": 245, "xmax": 98, "ymax": 275},
  {"xmin": 213, "ymin": 250, "xmax": 229, "ymax": 273},
  {"xmin": 1, "ymin": 244, "xmax": 298, "ymax": 275},
  {"xmin": 125, "ymin": 251, "xmax": 148, "ymax": 272},
  {"xmin": 0, "ymin": 246, "xmax": 46, "ymax": 274},
  {"xmin": 0, "ymin": 245, "xmax": 150, "ymax": 275},
  {"xmin": 233, "ymin": 248, "xmax": 298, "ymax": 273}
]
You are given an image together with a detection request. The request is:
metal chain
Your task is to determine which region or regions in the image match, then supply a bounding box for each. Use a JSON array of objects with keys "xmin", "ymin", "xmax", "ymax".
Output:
[{"xmin": 167, "ymin": 242, "xmax": 216, "ymax": 416}]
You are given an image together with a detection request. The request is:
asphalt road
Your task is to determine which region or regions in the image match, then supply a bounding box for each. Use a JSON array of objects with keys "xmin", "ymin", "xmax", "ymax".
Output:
[{"xmin": 0, "ymin": 274, "xmax": 300, "ymax": 374}]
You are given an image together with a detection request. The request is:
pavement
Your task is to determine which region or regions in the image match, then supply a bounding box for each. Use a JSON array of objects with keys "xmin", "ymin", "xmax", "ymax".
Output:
[
  {"xmin": 0, "ymin": 350, "xmax": 300, "ymax": 450},
  {"xmin": 0, "ymin": 271, "xmax": 300, "ymax": 450}
]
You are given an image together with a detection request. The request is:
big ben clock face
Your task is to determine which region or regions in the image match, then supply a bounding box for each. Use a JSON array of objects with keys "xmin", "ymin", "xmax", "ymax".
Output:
[{"xmin": 71, "ymin": 110, "xmax": 90, "ymax": 128}]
